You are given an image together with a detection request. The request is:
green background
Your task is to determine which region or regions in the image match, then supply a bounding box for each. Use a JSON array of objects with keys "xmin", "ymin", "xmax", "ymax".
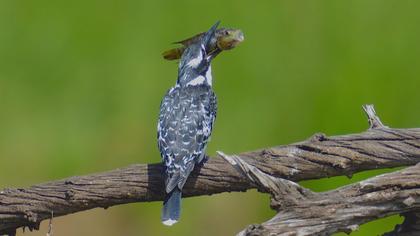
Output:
[{"xmin": 1, "ymin": 0, "xmax": 419, "ymax": 235}]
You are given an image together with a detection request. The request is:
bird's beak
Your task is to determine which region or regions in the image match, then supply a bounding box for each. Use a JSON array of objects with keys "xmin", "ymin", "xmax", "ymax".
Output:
[{"xmin": 202, "ymin": 21, "xmax": 220, "ymax": 51}]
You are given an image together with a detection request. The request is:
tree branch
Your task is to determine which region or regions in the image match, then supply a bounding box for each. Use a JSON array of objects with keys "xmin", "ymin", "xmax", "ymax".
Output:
[
  {"xmin": 236, "ymin": 162, "xmax": 420, "ymax": 236},
  {"xmin": 1, "ymin": 105, "xmax": 420, "ymax": 235}
]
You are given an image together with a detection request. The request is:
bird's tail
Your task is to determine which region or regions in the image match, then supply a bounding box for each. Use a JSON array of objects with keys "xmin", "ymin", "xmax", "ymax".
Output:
[{"xmin": 162, "ymin": 188, "xmax": 181, "ymax": 226}]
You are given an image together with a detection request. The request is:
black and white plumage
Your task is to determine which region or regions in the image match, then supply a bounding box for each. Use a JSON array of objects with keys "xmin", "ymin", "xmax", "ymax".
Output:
[{"xmin": 157, "ymin": 22, "xmax": 220, "ymax": 226}]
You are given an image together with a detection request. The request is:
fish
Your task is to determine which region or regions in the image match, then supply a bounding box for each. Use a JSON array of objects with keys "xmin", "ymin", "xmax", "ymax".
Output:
[{"xmin": 162, "ymin": 28, "xmax": 244, "ymax": 61}]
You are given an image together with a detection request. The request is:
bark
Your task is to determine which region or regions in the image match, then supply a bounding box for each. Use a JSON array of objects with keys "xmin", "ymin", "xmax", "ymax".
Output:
[
  {"xmin": 226, "ymin": 154, "xmax": 420, "ymax": 236},
  {"xmin": 0, "ymin": 105, "xmax": 419, "ymax": 235}
]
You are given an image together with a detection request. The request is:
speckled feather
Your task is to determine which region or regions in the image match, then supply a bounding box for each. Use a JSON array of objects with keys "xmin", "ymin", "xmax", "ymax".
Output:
[{"xmin": 158, "ymin": 84, "xmax": 217, "ymax": 193}]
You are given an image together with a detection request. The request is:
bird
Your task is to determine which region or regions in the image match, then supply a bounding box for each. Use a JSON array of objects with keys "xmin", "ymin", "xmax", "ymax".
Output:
[{"xmin": 157, "ymin": 21, "xmax": 220, "ymax": 226}]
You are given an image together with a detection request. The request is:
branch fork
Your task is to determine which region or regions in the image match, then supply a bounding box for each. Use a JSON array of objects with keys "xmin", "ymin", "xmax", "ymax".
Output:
[{"xmin": 1, "ymin": 105, "xmax": 420, "ymax": 236}]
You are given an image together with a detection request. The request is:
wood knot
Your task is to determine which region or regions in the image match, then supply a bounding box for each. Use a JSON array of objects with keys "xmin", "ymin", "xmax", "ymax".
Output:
[
  {"xmin": 64, "ymin": 180, "xmax": 74, "ymax": 185},
  {"xmin": 244, "ymin": 224, "xmax": 270, "ymax": 236},
  {"xmin": 310, "ymin": 132, "xmax": 327, "ymax": 142},
  {"xmin": 260, "ymin": 149, "xmax": 278, "ymax": 158}
]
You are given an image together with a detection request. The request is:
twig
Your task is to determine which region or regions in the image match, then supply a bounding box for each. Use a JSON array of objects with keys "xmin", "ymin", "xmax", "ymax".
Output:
[
  {"xmin": 46, "ymin": 211, "xmax": 53, "ymax": 236},
  {"xmin": 363, "ymin": 104, "xmax": 389, "ymax": 129}
]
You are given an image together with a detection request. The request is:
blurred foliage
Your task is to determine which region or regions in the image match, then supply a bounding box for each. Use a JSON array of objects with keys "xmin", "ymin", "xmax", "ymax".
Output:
[{"xmin": 0, "ymin": 0, "xmax": 419, "ymax": 235}]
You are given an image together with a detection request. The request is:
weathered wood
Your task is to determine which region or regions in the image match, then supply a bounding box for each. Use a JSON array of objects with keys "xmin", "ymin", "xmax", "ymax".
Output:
[
  {"xmin": 229, "ymin": 153, "xmax": 420, "ymax": 236},
  {"xmin": 0, "ymin": 160, "xmax": 250, "ymax": 234},
  {"xmin": 0, "ymin": 105, "xmax": 420, "ymax": 235}
]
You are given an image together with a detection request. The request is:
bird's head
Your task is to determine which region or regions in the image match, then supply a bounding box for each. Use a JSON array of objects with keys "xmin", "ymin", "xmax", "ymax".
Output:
[{"xmin": 177, "ymin": 21, "xmax": 220, "ymax": 87}]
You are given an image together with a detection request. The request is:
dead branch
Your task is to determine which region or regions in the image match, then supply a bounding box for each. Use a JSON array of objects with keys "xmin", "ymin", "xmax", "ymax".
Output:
[
  {"xmin": 231, "ymin": 154, "xmax": 420, "ymax": 236},
  {"xmin": 1, "ymin": 105, "xmax": 420, "ymax": 235}
]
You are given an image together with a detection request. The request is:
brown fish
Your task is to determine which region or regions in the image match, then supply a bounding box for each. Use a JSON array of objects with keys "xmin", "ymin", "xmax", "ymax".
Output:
[{"xmin": 162, "ymin": 28, "xmax": 244, "ymax": 61}]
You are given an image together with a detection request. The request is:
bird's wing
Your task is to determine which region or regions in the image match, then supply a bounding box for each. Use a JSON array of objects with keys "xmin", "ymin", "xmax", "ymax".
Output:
[{"xmin": 158, "ymin": 86, "xmax": 217, "ymax": 193}]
